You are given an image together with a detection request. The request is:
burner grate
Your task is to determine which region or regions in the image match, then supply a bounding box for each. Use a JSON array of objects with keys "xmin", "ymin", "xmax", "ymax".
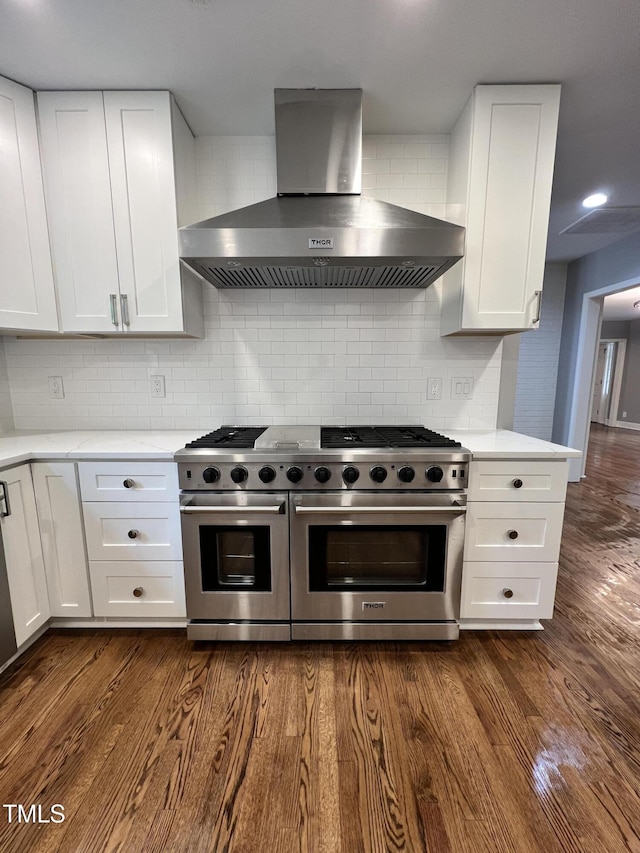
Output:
[
  {"xmin": 321, "ymin": 425, "xmax": 462, "ymax": 449},
  {"xmin": 185, "ymin": 426, "xmax": 268, "ymax": 449}
]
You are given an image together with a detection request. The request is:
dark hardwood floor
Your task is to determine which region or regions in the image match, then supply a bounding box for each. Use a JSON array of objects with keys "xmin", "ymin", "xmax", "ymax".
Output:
[{"xmin": 1, "ymin": 424, "xmax": 639, "ymax": 852}]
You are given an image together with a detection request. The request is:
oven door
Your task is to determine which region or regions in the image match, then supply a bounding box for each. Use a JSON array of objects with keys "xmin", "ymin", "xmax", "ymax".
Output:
[
  {"xmin": 290, "ymin": 492, "xmax": 465, "ymax": 639},
  {"xmin": 180, "ymin": 492, "xmax": 290, "ymax": 634}
]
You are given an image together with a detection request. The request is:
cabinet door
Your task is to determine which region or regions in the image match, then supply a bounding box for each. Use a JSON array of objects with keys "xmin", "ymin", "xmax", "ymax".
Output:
[
  {"xmin": 442, "ymin": 85, "xmax": 561, "ymax": 335},
  {"xmin": 32, "ymin": 462, "xmax": 92, "ymax": 617},
  {"xmin": 104, "ymin": 91, "xmax": 185, "ymax": 333},
  {"xmin": 0, "ymin": 77, "xmax": 58, "ymax": 332},
  {"xmin": 0, "ymin": 465, "xmax": 50, "ymax": 646},
  {"xmin": 461, "ymin": 562, "xmax": 558, "ymax": 619},
  {"xmin": 83, "ymin": 502, "xmax": 183, "ymax": 562},
  {"xmin": 37, "ymin": 91, "xmax": 121, "ymax": 333},
  {"xmin": 464, "ymin": 501, "xmax": 564, "ymax": 562}
]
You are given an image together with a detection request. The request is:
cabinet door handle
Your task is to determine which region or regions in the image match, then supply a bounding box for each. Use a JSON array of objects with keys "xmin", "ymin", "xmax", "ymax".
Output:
[
  {"xmin": 512, "ymin": 478, "xmax": 523, "ymax": 489},
  {"xmin": 132, "ymin": 587, "xmax": 144, "ymax": 598},
  {"xmin": 0, "ymin": 481, "xmax": 10, "ymax": 518},
  {"xmin": 508, "ymin": 529, "xmax": 519, "ymax": 540},
  {"xmin": 533, "ymin": 290, "xmax": 542, "ymax": 324},
  {"xmin": 128, "ymin": 529, "xmax": 139, "ymax": 539},
  {"xmin": 110, "ymin": 293, "xmax": 119, "ymax": 327},
  {"xmin": 502, "ymin": 588, "xmax": 514, "ymax": 599},
  {"xmin": 120, "ymin": 294, "xmax": 130, "ymax": 327},
  {"xmin": 123, "ymin": 478, "xmax": 135, "ymax": 489}
]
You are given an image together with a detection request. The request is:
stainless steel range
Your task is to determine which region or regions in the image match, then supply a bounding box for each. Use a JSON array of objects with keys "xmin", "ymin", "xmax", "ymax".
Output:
[{"xmin": 176, "ymin": 425, "xmax": 470, "ymax": 641}]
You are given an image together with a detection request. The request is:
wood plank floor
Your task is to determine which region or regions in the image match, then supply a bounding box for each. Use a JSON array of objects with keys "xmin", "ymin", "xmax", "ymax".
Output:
[{"xmin": 0, "ymin": 423, "xmax": 639, "ymax": 852}]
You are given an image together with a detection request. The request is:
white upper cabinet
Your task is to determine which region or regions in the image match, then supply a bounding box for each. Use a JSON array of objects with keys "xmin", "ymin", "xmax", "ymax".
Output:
[
  {"xmin": 440, "ymin": 85, "xmax": 561, "ymax": 336},
  {"xmin": 0, "ymin": 76, "xmax": 58, "ymax": 332},
  {"xmin": 37, "ymin": 90, "xmax": 203, "ymax": 337}
]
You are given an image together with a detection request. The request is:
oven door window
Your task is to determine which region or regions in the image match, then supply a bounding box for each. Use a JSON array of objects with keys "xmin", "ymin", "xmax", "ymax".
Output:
[
  {"xmin": 308, "ymin": 525, "xmax": 446, "ymax": 592},
  {"xmin": 199, "ymin": 526, "xmax": 272, "ymax": 592}
]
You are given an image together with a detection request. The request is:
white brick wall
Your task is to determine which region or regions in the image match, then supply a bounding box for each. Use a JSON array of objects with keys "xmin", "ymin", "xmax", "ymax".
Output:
[
  {"xmin": 3, "ymin": 134, "xmax": 503, "ymax": 431},
  {"xmin": 512, "ymin": 263, "xmax": 567, "ymax": 440}
]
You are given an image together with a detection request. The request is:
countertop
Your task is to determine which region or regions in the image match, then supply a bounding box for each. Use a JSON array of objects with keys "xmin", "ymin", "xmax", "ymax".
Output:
[
  {"xmin": 0, "ymin": 431, "xmax": 201, "ymax": 469},
  {"xmin": 0, "ymin": 428, "xmax": 580, "ymax": 469},
  {"xmin": 447, "ymin": 429, "xmax": 581, "ymax": 459}
]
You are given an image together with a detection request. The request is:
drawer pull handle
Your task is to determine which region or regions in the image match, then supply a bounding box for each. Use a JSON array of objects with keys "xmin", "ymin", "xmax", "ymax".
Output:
[
  {"xmin": 133, "ymin": 587, "xmax": 144, "ymax": 598},
  {"xmin": 128, "ymin": 529, "xmax": 139, "ymax": 539},
  {"xmin": 508, "ymin": 529, "xmax": 519, "ymax": 540},
  {"xmin": 512, "ymin": 478, "xmax": 523, "ymax": 489},
  {"xmin": 502, "ymin": 588, "xmax": 514, "ymax": 599},
  {"xmin": 123, "ymin": 479, "xmax": 135, "ymax": 489}
]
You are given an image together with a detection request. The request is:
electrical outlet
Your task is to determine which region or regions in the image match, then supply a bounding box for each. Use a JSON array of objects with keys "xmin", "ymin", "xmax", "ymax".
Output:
[
  {"xmin": 427, "ymin": 377, "xmax": 442, "ymax": 400},
  {"xmin": 622, "ymin": 411, "xmax": 627, "ymax": 418},
  {"xmin": 451, "ymin": 376, "xmax": 474, "ymax": 399},
  {"xmin": 150, "ymin": 375, "xmax": 166, "ymax": 398},
  {"xmin": 48, "ymin": 376, "xmax": 64, "ymax": 399}
]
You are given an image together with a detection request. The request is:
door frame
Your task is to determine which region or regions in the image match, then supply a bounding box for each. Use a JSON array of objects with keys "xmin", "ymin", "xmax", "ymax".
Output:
[{"xmin": 567, "ymin": 277, "xmax": 638, "ymax": 480}]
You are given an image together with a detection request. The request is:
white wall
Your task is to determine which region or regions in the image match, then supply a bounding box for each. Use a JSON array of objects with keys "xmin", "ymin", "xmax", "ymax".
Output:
[
  {"xmin": 3, "ymin": 134, "xmax": 503, "ymax": 431},
  {"xmin": 0, "ymin": 340, "xmax": 14, "ymax": 434},
  {"xmin": 512, "ymin": 263, "xmax": 567, "ymax": 440}
]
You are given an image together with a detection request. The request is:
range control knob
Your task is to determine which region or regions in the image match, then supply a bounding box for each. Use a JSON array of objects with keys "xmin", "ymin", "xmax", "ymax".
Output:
[
  {"xmin": 230, "ymin": 466, "xmax": 248, "ymax": 484},
  {"xmin": 314, "ymin": 466, "xmax": 332, "ymax": 484},
  {"xmin": 426, "ymin": 465, "xmax": 444, "ymax": 483},
  {"xmin": 370, "ymin": 466, "xmax": 387, "ymax": 483},
  {"xmin": 343, "ymin": 466, "xmax": 360, "ymax": 484},
  {"xmin": 287, "ymin": 466, "xmax": 304, "ymax": 483},
  {"xmin": 258, "ymin": 465, "xmax": 276, "ymax": 483},
  {"xmin": 398, "ymin": 466, "xmax": 415, "ymax": 483},
  {"xmin": 202, "ymin": 467, "xmax": 220, "ymax": 484}
]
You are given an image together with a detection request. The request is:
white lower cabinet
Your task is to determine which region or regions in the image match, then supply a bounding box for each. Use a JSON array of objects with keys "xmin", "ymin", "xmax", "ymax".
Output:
[
  {"xmin": 464, "ymin": 502, "xmax": 564, "ymax": 563},
  {"xmin": 32, "ymin": 462, "xmax": 92, "ymax": 617},
  {"xmin": 460, "ymin": 458, "xmax": 569, "ymax": 626},
  {"xmin": 461, "ymin": 562, "xmax": 558, "ymax": 620},
  {"xmin": 83, "ymin": 502, "xmax": 182, "ymax": 562},
  {"xmin": 78, "ymin": 461, "xmax": 185, "ymax": 619},
  {"xmin": 0, "ymin": 465, "xmax": 50, "ymax": 646},
  {"xmin": 90, "ymin": 562, "xmax": 185, "ymax": 617}
]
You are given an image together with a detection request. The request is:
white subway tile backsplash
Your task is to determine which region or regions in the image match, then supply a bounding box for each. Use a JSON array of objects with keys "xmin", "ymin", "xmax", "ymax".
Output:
[{"xmin": 1, "ymin": 132, "xmax": 503, "ymax": 431}]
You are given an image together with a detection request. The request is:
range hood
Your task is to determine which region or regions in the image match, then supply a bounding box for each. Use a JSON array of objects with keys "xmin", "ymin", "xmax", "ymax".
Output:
[{"xmin": 179, "ymin": 89, "xmax": 465, "ymax": 289}]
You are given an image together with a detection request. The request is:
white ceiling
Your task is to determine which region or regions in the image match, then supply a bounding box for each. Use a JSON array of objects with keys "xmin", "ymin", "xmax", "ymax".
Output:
[
  {"xmin": 602, "ymin": 286, "xmax": 640, "ymax": 322},
  {"xmin": 2, "ymin": 0, "xmax": 640, "ymax": 263}
]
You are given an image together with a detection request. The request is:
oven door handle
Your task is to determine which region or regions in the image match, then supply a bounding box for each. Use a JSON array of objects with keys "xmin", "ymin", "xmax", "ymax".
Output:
[
  {"xmin": 293, "ymin": 504, "xmax": 466, "ymax": 514},
  {"xmin": 180, "ymin": 504, "xmax": 285, "ymax": 515}
]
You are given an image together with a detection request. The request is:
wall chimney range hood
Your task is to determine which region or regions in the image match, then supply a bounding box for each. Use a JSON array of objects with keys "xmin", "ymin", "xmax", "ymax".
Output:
[{"xmin": 179, "ymin": 89, "xmax": 465, "ymax": 289}]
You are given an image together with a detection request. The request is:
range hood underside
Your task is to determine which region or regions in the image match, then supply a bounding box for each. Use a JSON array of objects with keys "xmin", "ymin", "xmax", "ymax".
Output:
[
  {"xmin": 179, "ymin": 196, "xmax": 465, "ymax": 289},
  {"xmin": 184, "ymin": 261, "xmax": 452, "ymax": 289}
]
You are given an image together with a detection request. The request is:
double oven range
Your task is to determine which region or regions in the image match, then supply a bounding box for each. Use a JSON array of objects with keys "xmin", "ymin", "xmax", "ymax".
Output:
[{"xmin": 177, "ymin": 425, "xmax": 469, "ymax": 641}]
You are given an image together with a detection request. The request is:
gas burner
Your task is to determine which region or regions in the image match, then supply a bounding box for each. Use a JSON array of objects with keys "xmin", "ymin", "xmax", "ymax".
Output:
[
  {"xmin": 184, "ymin": 426, "xmax": 267, "ymax": 449},
  {"xmin": 320, "ymin": 425, "xmax": 462, "ymax": 449}
]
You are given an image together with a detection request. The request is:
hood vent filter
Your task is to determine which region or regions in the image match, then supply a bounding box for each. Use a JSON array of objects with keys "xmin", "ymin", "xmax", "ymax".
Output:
[{"xmin": 202, "ymin": 264, "xmax": 440, "ymax": 289}]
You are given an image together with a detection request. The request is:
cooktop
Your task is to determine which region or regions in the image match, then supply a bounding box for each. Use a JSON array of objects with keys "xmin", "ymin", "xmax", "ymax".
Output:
[{"xmin": 183, "ymin": 425, "xmax": 461, "ymax": 450}]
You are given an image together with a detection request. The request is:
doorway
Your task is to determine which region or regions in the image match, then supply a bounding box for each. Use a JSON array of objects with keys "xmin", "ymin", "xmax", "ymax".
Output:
[
  {"xmin": 590, "ymin": 339, "xmax": 627, "ymax": 426},
  {"xmin": 567, "ymin": 279, "xmax": 639, "ymax": 480}
]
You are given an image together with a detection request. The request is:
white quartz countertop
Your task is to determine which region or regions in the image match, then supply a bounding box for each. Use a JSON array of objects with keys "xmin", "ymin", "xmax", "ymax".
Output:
[
  {"xmin": 0, "ymin": 431, "xmax": 202, "ymax": 469},
  {"xmin": 447, "ymin": 429, "xmax": 581, "ymax": 459},
  {"xmin": 0, "ymin": 428, "xmax": 581, "ymax": 469}
]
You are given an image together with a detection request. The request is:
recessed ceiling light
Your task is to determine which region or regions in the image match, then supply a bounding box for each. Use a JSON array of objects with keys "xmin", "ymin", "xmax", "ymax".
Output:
[
  {"xmin": 582, "ymin": 193, "xmax": 608, "ymax": 209},
  {"xmin": 634, "ymin": 299, "xmax": 640, "ymax": 310}
]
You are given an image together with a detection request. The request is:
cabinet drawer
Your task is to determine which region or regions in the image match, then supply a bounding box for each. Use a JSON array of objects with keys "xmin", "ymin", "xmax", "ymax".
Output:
[
  {"xmin": 83, "ymin": 502, "xmax": 182, "ymax": 561},
  {"xmin": 464, "ymin": 502, "xmax": 563, "ymax": 562},
  {"xmin": 460, "ymin": 561, "xmax": 558, "ymax": 619},
  {"xmin": 89, "ymin": 561, "xmax": 185, "ymax": 617},
  {"xmin": 78, "ymin": 462, "xmax": 178, "ymax": 502},
  {"xmin": 467, "ymin": 460, "xmax": 568, "ymax": 502}
]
